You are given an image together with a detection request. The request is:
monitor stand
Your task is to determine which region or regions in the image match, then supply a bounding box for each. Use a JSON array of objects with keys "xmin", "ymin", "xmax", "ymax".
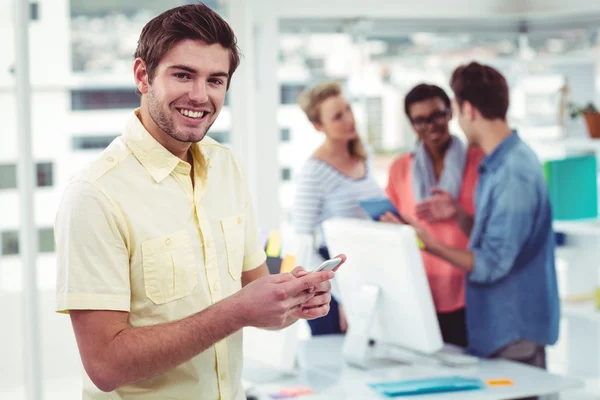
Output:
[
  {"xmin": 342, "ymin": 284, "xmax": 478, "ymax": 369},
  {"xmin": 342, "ymin": 284, "xmax": 385, "ymax": 369}
]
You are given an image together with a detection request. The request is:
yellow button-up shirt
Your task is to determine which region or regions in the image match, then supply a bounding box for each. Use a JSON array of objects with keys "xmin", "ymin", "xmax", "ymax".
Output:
[{"xmin": 55, "ymin": 110, "xmax": 267, "ymax": 399}]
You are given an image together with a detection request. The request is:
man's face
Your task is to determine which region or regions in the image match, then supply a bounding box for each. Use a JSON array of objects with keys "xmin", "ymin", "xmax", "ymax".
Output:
[
  {"xmin": 452, "ymin": 98, "xmax": 477, "ymax": 145},
  {"xmin": 139, "ymin": 39, "xmax": 230, "ymax": 143}
]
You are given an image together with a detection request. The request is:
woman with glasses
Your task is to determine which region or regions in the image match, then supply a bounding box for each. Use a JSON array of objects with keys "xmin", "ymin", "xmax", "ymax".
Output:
[{"xmin": 380, "ymin": 84, "xmax": 484, "ymax": 348}]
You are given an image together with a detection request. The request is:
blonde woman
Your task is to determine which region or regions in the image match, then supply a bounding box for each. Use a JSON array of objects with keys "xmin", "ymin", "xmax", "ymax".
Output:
[{"xmin": 293, "ymin": 82, "xmax": 384, "ymax": 335}]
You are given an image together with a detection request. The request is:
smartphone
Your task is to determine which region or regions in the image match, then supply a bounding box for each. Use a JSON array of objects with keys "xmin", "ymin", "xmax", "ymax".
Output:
[{"xmin": 313, "ymin": 254, "xmax": 347, "ymax": 272}]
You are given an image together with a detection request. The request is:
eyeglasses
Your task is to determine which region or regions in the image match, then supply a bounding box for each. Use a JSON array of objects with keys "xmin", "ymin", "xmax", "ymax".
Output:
[{"xmin": 410, "ymin": 110, "xmax": 450, "ymax": 130}]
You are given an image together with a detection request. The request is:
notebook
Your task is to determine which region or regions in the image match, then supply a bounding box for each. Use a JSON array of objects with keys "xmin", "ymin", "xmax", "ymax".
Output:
[{"xmin": 368, "ymin": 376, "xmax": 485, "ymax": 397}]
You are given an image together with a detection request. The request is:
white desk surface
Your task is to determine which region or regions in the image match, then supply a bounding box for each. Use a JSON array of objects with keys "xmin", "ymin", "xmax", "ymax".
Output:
[{"xmin": 243, "ymin": 335, "xmax": 583, "ymax": 400}]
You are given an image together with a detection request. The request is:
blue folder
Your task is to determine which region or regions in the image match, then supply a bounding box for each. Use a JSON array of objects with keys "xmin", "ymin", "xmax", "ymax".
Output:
[
  {"xmin": 368, "ymin": 376, "xmax": 485, "ymax": 397},
  {"xmin": 360, "ymin": 197, "xmax": 401, "ymax": 221},
  {"xmin": 543, "ymin": 154, "xmax": 598, "ymax": 221}
]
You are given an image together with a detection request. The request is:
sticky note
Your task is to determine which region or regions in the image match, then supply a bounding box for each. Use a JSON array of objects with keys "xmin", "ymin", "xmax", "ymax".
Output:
[
  {"xmin": 280, "ymin": 254, "xmax": 296, "ymax": 274},
  {"xmin": 280, "ymin": 386, "xmax": 313, "ymax": 396},
  {"xmin": 265, "ymin": 231, "xmax": 281, "ymax": 257},
  {"xmin": 486, "ymin": 379, "xmax": 513, "ymax": 386}
]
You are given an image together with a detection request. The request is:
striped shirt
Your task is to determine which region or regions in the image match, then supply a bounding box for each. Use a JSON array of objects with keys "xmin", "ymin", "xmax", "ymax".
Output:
[{"xmin": 293, "ymin": 157, "xmax": 384, "ymax": 250}]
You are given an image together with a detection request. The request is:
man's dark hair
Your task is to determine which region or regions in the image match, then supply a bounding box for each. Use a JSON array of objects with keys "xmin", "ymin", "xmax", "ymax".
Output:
[
  {"xmin": 450, "ymin": 62, "xmax": 509, "ymax": 120},
  {"xmin": 134, "ymin": 3, "xmax": 240, "ymax": 90},
  {"xmin": 404, "ymin": 84, "xmax": 451, "ymax": 119}
]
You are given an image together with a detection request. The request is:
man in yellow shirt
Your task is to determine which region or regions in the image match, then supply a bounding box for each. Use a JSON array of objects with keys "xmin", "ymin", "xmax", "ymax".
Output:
[{"xmin": 54, "ymin": 4, "xmax": 336, "ymax": 399}]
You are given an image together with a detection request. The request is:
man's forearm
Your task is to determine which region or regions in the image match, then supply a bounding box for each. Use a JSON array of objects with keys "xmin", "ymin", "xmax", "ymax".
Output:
[
  {"xmin": 92, "ymin": 297, "xmax": 244, "ymax": 391},
  {"xmin": 427, "ymin": 241, "xmax": 474, "ymax": 273},
  {"xmin": 455, "ymin": 206, "xmax": 474, "ymax": 237}
]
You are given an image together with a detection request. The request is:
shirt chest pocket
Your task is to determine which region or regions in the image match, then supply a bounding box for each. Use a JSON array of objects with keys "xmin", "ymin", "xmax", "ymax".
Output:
[
  {"xmin": 141, "ymin": 230, "xmax": 198, "ymax": 305},
  {"xmin": 220, "ymin": 214, "xmax": 245, "ymax": 280}
]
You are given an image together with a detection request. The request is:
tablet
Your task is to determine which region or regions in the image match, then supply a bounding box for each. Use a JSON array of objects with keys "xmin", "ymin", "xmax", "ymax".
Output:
[{"xmin": 359, "ymin": 197, "xmax": 401, "ymax": 221}]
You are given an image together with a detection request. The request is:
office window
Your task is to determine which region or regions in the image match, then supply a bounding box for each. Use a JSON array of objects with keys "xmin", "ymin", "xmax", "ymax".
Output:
[
  {"xmin": 36, "ymin": 162, "xmax": 53, "ymax": 187},
  {"xmin": 0, "ymin": 163, "xmax": 53, "ymax": 189},
  {"xmin": 209, "ymin": 131, "xmax": 230, "ymax": 145},
  {"xmin": 38, "ymin": 228, "xmax": 55, "ymax": 253},
  {"xmin": 280, "ymin": 127, "xmax": 291, "ymax": 142},
  {"xmin": 30, "ymin": 2, "xmax": 39, "ymax": 21},
  {"xmin": 0, "ymin": 164, "xmax": 17, "ymax": 190},
  {"xmin": 72, "ymin": 135, "xmax": 118, "ymax": 150},
  {"xmin": 71, "ymin": 89, "xmax": 139, "ymax": 111},
  {"xmin": 366, "ymin": 97, "xmax": 384, "ymax": 150},
  {"xmin": 1, "ymin": 228, "xmax": 56, "ymax": 255},
  {"xmin": 281, "ymin": 167, "xmax": 292, "ymax": 181},
  {"xmin": 305, "ymin": 57, "xmax": 325, "ymax": 71},
  {"xmin": 1, "ymin": 231, "xmax": 19, "ymax": 256},
  {"xmin": 280, "ymin": 84, "xmax": 306, "ymax": 105}
]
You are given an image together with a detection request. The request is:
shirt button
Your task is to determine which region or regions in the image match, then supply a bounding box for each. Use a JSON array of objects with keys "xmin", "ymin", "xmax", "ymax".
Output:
[
  {"xmin": 206, "ymin": 240, "xmax": 213, "ymax": 248},
  {"xmin": 106, "ymin": 156, "xmax": 114, "ymax": 162},
  {"xmin": 220, "ymin": 372, "xmax": 227, "ymax": 381},
  {"xmin": 165, "ymin": 238, "xmax": 172, "ymax": 246},
  {"xmin": 237, "ymin": 217, "xmax": 242, "ymax": 224},
  {"xmin": 212, "ymin": 281, "xmax": 220, "ymax": 292}
]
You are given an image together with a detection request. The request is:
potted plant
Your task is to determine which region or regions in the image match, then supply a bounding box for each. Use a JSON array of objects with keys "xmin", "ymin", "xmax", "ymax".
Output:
[{"xmin": 569, "ymin": 102, "xmax": 600, "ymax": 139}]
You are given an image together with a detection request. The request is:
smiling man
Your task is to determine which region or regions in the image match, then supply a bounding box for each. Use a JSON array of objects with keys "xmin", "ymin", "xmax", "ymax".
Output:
[{"xmin": 54, "ymin": 4, "xmax": 337, "ymax": 400}]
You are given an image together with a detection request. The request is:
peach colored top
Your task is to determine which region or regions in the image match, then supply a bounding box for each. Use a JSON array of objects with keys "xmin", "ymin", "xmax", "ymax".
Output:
[{"xmin": 386, "ymin": 146, "xmax": 484, "ymax": 313}]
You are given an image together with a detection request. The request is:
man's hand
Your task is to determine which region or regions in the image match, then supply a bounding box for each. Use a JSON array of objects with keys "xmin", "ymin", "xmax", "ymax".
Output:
[
  {"xmin": 416, "ymin": 188, "xmax": 458, "ymax": 222},
  {"xmin": 403, "ymin": 211, "xmax": 474, "ymax": 272},
  {"xmin": 233, "ymin": 270, "xmax": 335, "ymax": 329},
  {"xmin": 402, "ymin": 213, "xmax": 437, "ymax": 251},
  {"xmin": 289, "ymin": 267, "xmax": 332, "ymax": 320}
]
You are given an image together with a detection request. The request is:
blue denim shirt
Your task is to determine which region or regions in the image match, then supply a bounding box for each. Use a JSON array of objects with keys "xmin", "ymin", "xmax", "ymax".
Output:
[{"xmin": 467, "ymin": 132, "xmax": 560, "ymax": 357}]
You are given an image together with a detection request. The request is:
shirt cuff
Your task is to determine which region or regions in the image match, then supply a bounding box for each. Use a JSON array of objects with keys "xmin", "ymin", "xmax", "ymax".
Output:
[
  {"xmin": 56, "ymin": 292, "xmax": 130, "ymax": 314},
  {"xmin": 243, "ymin": 249, "xmax": 267, "ymax": 272},
  {"xmin": 467, "ymin": 248, "xmax": 490, "ymax": 284}
]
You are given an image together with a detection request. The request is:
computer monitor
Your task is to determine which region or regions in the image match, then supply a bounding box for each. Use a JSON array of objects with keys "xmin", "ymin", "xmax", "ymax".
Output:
[{"xmin": 322, "ymin": 218, "xmax": 444, "ymax": 368}]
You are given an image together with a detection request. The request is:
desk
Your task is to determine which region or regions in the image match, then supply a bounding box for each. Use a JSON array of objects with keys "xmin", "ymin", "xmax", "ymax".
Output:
[{"xmin": 243, "ymin": 335, "xmax": 583, "ymax": 399}]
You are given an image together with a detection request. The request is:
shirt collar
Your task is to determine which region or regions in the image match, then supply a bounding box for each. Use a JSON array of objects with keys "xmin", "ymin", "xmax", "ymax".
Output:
[
  {"xmin": 479, "ymin": 130, "xmax": 520, "ymax": 173},
  {"xmin": 123, "ymin": 109, "xmax": 203, "ymax": 183}
]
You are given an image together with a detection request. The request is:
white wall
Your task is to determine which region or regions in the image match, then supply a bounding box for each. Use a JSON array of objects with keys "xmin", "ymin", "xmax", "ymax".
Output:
[
  {"xmin": 0, "ymin": 88, "xmax": 70, "ymax": 230},
  {"xmin": 0, "ymin": 0, "xmax": 71, "ymax": 87},
  {"xmin": 0, "ymin": 2, "xmax": 80, "ymax": 398},
  {"xmin": 1, "ymin": 256, "xmax": 83, "ymax": 398},
  {"xmin": 0, "ymin": 93, "xmax": 18, "ymax": 161},
  {"xmin": 0, "ymin": 0, "xmax": 16, "ymax": 86}
]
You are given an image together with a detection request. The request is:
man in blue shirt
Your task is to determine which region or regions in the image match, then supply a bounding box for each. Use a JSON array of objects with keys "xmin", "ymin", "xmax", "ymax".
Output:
[{"xmin": 403, "ymin": 62, "xmax": 560, "ymax": 371}]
